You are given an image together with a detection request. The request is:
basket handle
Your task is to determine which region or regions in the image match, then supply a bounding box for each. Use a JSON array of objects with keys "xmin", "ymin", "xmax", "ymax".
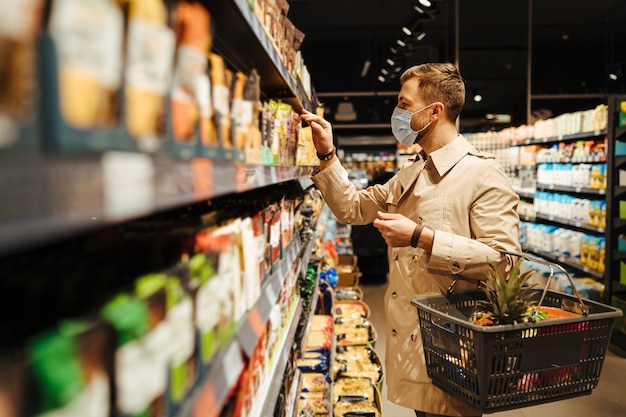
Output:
[{"xmin": 498, "ymin": 249, "xmax": 589, "ymax": 316}]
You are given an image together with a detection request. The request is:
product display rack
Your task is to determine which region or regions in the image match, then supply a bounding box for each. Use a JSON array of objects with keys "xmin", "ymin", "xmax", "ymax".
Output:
[
  {"xmin": 209, "ymin": 0, "xmax": 313, "ymax": 112},
  {"xmin": 0, "ymin": 0, "xmax": 326, "ymax": 416},
  {"xmin": 507, "ymin": 129, "xmax": 608, "ymax": 280},
  {"xmin": 174, "ymin": 238, "xmax": 306, "ymax": 417},
  {"xmin": 482, "ymin": 102, "xmax": 626, "ymax": 349}
]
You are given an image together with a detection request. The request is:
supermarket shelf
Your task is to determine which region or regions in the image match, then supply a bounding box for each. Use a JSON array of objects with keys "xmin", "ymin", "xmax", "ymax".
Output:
[
  {"xmin": 536, "ymin": 183, "xmax": 606, "ymax": 195},
  {"xmin": 511, "ymin": 129, "xmax": 607, "ymax": 146},
  {"xmin": 238, "ymin": 239, "xmax": 301, "ymax": 357},
  {"xmin": 524, "ymin": 246, "xmax": 604, "ymax": 280},
  {"xmin": 536, "ymin": 155, "xmax": 606, "ymax": 164},
  {"xmin": 287, "ymin": 369, "xmax": 303, "ymax": 417},
  {"xmin": 534, "ymin": 213, "xmax": 605, "ymax": 234},
  {"xmin": 612, "ymin": 250, "xmax": 626, "ymax": 262},
  {"xmin": 208, "ymin": 0, "xmax": 313, "ymax": 112},
  {"xmin": 0, "ymin": 154, "xmax": 314, "ymax": 257},
  {"xmin": 615, "ymin": 155, "xmax": 626, "ymax": 169},
  {"xmin": 614, "ymin": 185, "xmax": 626, "ymax": 199},
  {"xmin": 249, "ymin": 298, "xmax": 303, "ymax": 417},
  {"xmin": 515, "ymin": 188, "xmax": 536, "ymax": 199},
  {"xmin": 174, "ymin": 233, "xmax": 309, "ymax": 417},
  {"xmin": 614, "ymin": 218, "xmax": 626, "ymax": 232}
]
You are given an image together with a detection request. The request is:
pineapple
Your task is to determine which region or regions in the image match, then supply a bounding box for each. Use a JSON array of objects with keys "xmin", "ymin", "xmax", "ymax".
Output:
[{"xmin": 473, "ymin": 256, "xmax": 538, "ymax": 325}]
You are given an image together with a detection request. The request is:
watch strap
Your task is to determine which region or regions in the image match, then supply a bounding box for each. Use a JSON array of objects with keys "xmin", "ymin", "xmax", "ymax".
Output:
[{"xmin": 316, "ymin": 146, "xmax": 336, "ymax": 161}]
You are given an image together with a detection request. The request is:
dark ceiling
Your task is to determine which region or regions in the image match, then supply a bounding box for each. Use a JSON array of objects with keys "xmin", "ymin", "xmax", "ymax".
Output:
[{"xmin": 287, "ymin": 0, "xmax": 626, "ymax": 134}]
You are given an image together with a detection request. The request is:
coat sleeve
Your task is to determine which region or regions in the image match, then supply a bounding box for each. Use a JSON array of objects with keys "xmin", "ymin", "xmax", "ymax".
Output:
[
  {"xmin": 309, "ymin": 158, "xmax": 391, "ymax": 225},
  {"xmin": 427, "ymin": 158, "xmax": 522, "ymax": 281}
]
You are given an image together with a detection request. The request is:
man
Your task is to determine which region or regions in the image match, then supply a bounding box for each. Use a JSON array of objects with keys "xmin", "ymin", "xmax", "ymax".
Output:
[{"xmin": 300, "ymin": 62, "xmax": 521, "ymax": 417}]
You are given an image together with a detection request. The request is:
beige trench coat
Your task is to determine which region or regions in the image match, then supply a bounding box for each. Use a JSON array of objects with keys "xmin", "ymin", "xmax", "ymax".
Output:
[{"xmin": 311, "ymin": 135, "xmax": 521, "ymax": 416}]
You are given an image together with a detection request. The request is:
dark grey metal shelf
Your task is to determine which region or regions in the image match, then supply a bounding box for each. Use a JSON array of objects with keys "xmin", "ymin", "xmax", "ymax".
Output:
[{"xmin": 0, "ymin": 155, "xmax": 313, "ymax": 257}]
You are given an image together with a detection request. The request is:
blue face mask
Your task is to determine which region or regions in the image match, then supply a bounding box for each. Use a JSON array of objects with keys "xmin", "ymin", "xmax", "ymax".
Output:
[{"xmin": 390, "ymin": 104, "xmax": 434, "ymax": 147}]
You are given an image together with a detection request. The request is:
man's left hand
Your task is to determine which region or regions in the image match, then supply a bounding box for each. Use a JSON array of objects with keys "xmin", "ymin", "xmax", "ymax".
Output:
[{"xmin": 373, "ymin": 211, "xmax": 416, "ymax": 247}]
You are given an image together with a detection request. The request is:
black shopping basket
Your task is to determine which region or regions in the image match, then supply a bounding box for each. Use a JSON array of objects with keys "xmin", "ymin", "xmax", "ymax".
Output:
[{"xmin": 410, "ymin": 252, "xmax": 622, "ymax": 413}]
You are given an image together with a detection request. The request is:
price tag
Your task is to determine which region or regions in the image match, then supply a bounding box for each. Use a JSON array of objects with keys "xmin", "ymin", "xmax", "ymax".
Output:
[
  {"xmin": 192, "ymin": 381, "xmax": 218, "ymax": 417},
  {"xmin": 270, "ymin": 166, "xmax": 278, "ymax": 184},
  {"xmin": 222, "ymin": 341, "xmax": 244, "ymax": 393},
  {"xmin": 238, "ymin": 306, "xmax": 264, "ymax": 357},
  {"xmin": 258, "ymin": 288, "xmax": 274, "ymax": 321},
  {"xmin": 192, "ymin": 158, "xmax": 214, "ymax": 197},
  {"xmin": 248, "ymin": 307, "xmax": 265, "ymax": 339},
  {"xmin": 102, "ymin": 151, "xmax": 154, "ymax": 219},
  {"xmin": 235, "ymin": 163, "xmax": 248, "ymax": 191}
]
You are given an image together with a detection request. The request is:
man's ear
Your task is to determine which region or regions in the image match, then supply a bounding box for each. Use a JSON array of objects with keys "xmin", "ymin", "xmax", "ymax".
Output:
[{"xmin": 431, "ymin": 102, "xmax": 445, "ymax": 117}]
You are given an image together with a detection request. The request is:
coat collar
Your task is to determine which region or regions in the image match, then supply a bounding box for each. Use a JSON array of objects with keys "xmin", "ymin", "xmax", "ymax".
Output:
[
  {"xmin": 427, "ymin": 134, "xmax": 474, "ymax": 177},
  {"xmin": 396, "ymin": 135, "xmax": 476, "ymax": 197}
]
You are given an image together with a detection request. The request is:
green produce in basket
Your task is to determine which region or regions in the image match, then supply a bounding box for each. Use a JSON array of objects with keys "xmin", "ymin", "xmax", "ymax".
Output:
[{"xmin": 472, "ymin": 256, "xmax": 538, "ymax": 326}]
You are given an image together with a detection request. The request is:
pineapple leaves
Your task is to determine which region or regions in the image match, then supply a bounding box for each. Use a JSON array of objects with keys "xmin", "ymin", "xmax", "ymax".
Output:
[{"xmin": 477, "ymin": 255, "xmax": 537, "ymax": 325}]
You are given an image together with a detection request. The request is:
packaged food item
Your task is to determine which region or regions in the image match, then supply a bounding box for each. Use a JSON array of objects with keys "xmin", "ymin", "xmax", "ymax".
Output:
[
  {"xmin": 189, "ymin": 247, "xmax": 220, "ymax": 365},
  {"xmin": 123, "ymin": 0, "xmax": 176, "ymax": 147},
  {"xmin": 210, "ymin": 52, "xmax": 232, "ymax": 152},
  {"xmin": 231, "ymin": 71, "xmax": 250, "ymax": 155},
  {"xmin": 102, "ymin": 293, "xmax": 167, "ymax": 417},
  {"xmin": 300, "ymin": 373, "xmax": 329, "ymax": 393},
  {"xmin": 298, "ymin": 395, "xmax": 329, "ymax": 415},
  {"xmin": 243, "ymin": 69, "xmax": 262, "ymax": 164},
  {"xmin": 333, "ymin": 376, "xmax": 375, "ymax": 403},
  {"xmin": 0, "ymin": 0, "xmax": 43, "ymax": 150},
  {"xmin": 333, "ymin": 301, "xmax": 370, "ymax": 319},
  {"xmin": 170, "ymin": 1, "xmax": 210, "ymax": 142},
  {"xmin": 198, "ymin": 70, "xmax": 218, "ymax": 148},
  {"xmin": 27, "ymin": 320, "xmax": 113, "ymax": 417},
  {"xmin": 162, "ymin": 273, "xmax": 196, "ymax": 406},
  {"xmin": 260, "ymin": 100, "xmax": 275, "ymax": 164},
  {"xmin": 335, "ymin": 326, "xmax": 371, "ymax": 346},
  {"xmin": 48, "ymin": 0, "xmax": 124, "ymax": 128},
  {"xmin": 334, "ymin": 399, "xmax": 380, "ymax": 417},
  {"xmin": 334, "ymin": 287, "xmax": 363, "ymax": 301}
]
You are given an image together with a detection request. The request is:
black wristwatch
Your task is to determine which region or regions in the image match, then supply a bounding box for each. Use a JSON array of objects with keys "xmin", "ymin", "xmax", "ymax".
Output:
[{"xmin": 316, "ymin": 146, "xmax": 336, "ymax": 161}]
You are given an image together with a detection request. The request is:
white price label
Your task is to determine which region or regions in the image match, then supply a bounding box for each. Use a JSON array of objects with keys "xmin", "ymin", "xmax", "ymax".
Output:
[
  {"xmin": 102, "ymin": 151, "xmax": 154, "ymax": 219},
  {"xmin": 222, "ymin": 341, "xmax": 244, "ymax": 388}
]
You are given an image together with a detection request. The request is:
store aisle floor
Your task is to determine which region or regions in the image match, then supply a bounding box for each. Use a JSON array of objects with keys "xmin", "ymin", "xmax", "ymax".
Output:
[{"xmin": 360, "ymin": 280, "xmax": 626, "ymax": 417}]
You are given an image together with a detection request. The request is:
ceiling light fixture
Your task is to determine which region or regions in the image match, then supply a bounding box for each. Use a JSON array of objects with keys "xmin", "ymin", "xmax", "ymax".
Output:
[
  {"xmin": 402, "ymin": 26, "xmax": 412, "ymax": 36},
  {"xmin": 418, "ymin": 0, "xmax": 432, "ymax": 7},
  {"xmin": 381, "ymin": 68, "xmax": 389, "ymax": 75},
  {"xmin": 473, "ymin": 93, "xmax": 483, "ymax": 102},
  {"xmin": 360, "ymin": 60, "xmax": 371, "ymax": 77},
  {"xmin": 396, "ymin": 39, "xmax": 407, "ymax": 47},
  {"xmin": 416, "ymin": 32, "xmax": 426, "ymax": 41},
  {"xmin": 414, "ymin": 5, "xmax": 425, "ymax": 14},
  {"xmin": 386, "ymin": 58, "xmax": 395, "ymax": 66},
  {"xmin": 378, "ymin": 75, "xmax": 386, "ymax": 83}
]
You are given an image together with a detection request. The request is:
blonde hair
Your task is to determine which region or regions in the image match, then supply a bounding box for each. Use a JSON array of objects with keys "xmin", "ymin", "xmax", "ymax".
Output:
[{"xmin": 400, "ymin": 63, "xmax": 465, "ymax": 122}]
